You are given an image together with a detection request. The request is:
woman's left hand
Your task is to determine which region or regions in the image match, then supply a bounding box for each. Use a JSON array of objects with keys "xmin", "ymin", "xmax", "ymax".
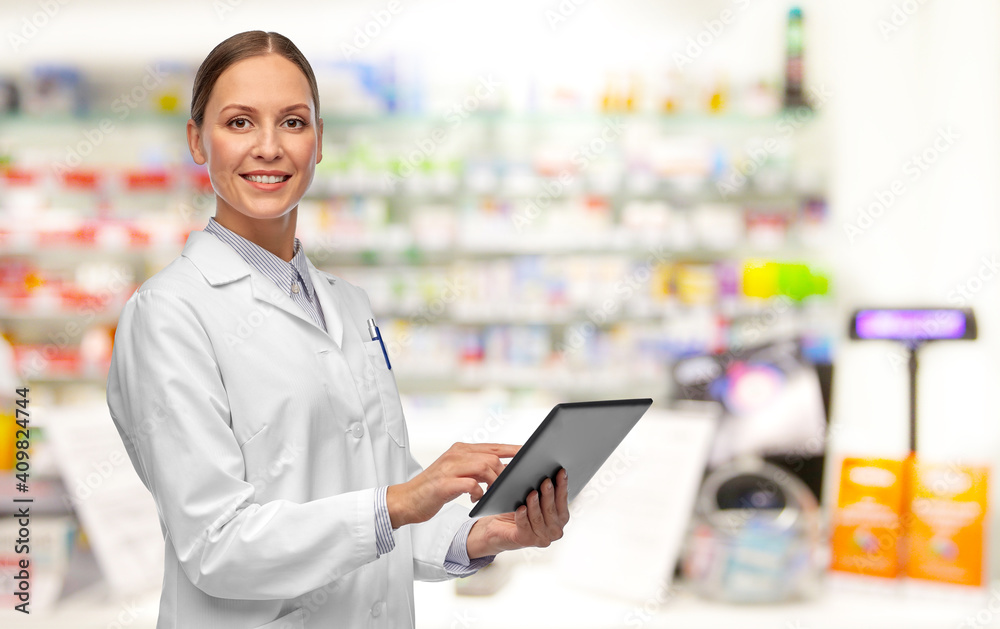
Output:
[{"xmin": 466, "ymin": 468, "xmax": 570, "ymax": 558}]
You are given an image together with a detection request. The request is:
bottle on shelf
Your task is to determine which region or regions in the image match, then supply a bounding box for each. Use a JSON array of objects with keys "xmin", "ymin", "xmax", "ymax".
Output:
[{"xmin": 783, "ymin": 6, "xmax": 810, "ymax": 110}]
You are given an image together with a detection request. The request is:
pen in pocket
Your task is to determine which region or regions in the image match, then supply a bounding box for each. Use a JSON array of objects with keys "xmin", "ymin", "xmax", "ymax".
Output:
[{"xmin": 367, "ymin": 317, "xmax": 392, "ymax": 370}]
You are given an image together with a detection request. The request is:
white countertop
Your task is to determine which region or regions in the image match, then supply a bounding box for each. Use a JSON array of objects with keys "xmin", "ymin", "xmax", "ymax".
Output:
[{"xmin": 2, "ymin": 569, "xmax": 996, "ymax": 629}]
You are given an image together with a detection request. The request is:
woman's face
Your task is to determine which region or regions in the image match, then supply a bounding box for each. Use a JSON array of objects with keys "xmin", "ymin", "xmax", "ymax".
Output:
[{"xmin": 187, "ymin": 53, "xmax": 322, "ymax": 223}]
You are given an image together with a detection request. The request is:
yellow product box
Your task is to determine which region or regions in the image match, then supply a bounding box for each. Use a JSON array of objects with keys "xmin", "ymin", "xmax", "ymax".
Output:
[
  {"xmin": 676, "ymin": 263, "xmax": 716, "ymax": 306},
  {"xmin": 905, "ymin": 461, "xmax": 989, "ymax": 587},
  {"xmin": 830, "ymin": 457, "xmax": 905, "ymax": 578},
  {"xmin": 0, "ymin": 409, "xmax": 14, "ymax": 470}
]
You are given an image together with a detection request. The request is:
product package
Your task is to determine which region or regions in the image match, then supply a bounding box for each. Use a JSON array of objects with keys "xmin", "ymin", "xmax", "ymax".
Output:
[
  {"xmin": 830, "ymin": 457, "xmax": 906, "ymax": 578},
  {"xmin": 831, "ymin": 456, "xmax": 990, "ymax": 587},
  {"xmin": 905, "ymin": 460, "xmax": 989, "ymax": 587}
]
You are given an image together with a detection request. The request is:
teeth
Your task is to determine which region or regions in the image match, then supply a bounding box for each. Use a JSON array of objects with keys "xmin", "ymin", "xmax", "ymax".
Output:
[{"xmin": 244, "ymin": 174, "xmax": 288, "ymax": 184}]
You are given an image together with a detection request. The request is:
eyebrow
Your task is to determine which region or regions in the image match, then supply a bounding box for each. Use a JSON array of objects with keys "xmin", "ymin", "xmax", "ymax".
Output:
[{"xmin": 219, "ymin": 103, "xmax": 311, "ymax": 115}]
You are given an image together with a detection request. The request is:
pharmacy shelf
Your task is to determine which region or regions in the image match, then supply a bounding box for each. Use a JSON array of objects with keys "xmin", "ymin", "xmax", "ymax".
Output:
[
  {"xmin": 0, "ymin": 236, "xmax": 823, "ymax": 262},
  {"xmin": 0, "ymin": 308, "xmax": 122, "ymax": 324},
  {"xmin": 308, "ymin": 184, "xmax": 812, "ymax": 203},
  {"xmin": 14, "ymin": 366, "xmax": 666, "ymax": 397},
  {"xmin": 0, "ymin": 298, "xmax": 810, "ymax": 327},
  {"xmin": 393, "ymin": 365, "xmax": 666, "ymax": 396},
  {"xmin": 0, "ymin": 108, "xmax": 816, "ymax": 128},
  {"xmin": 1, "ymin": 102, "xmax": 831, "ymax": 397}
]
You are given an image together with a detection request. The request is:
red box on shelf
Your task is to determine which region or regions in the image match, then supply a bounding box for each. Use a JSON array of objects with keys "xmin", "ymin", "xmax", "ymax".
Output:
[
  {"xmin": 59, "ymin": 286, "xmax": 106, "ymax": 311},
  {"xmin": 127, "ymin": 225, "xmax": 151, "ymax": 247},
  {"xmin": 1, "ymin": 167, "xmax": 38, "ymax": 187},
  {"xmin": 13, "ymin": 344, "xmax": 82, "ymax": 377},
  {"xmin": 123, "ymin": 169, "xmax": 172, "ymax": 191},
  {"xmin": 36, "ymin": 224, "xmax": 98, "ymax": 247},
  {"xmin": 60, "ymin": 169, "xmax": 102, "ymax": 191}
]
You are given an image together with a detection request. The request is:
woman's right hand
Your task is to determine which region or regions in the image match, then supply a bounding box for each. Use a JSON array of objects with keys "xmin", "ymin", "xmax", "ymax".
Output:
[{"xmin": 386, "ymin": 443, "xmax": 519, "ymax": 528}]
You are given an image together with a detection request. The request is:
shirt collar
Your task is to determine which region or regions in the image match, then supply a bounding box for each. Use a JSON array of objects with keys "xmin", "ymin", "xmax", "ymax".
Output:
[{"xmin": 204, "ymin": 217, "xmax": 318, "ymax": 300}]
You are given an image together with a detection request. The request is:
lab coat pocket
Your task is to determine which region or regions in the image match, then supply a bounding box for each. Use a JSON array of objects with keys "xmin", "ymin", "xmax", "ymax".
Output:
[
  {"xmin": 363, "ymin": 339, "xmax": 407, "ymax": 448},
  {"xmin": 254, "ymin": 607, "xmax": 305, "ymax": 629}
]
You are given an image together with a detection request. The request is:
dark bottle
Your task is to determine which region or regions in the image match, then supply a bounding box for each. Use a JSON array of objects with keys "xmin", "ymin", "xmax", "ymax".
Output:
[{"xmin": 783, "ymin": 7, "xmax": 810, "ymax": 110}]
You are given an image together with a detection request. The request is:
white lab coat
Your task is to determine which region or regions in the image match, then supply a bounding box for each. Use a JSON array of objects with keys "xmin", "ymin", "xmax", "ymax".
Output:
[{"xmin": 106, "ymin": 229, "xmax": 474, "ymax": 629}]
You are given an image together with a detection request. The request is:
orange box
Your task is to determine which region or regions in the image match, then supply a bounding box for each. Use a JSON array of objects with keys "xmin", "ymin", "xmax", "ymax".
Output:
[
  {"xmin": 830, "ymin": 458, "xmax": 906, "ymax": 578},
  {"xmin": 905, "ymin": 461, "xmax": 989, "ymax": 587},
  {"xmin": 0, "ymin": 410, "xmax": 14, "ymax": 470}
]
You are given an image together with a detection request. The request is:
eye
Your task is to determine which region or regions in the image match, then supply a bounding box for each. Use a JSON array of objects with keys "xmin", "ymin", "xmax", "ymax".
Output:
[
  {"xmin": 284, "ymin": 118, "xmax": 307, "ymax": 129},
  {"xmin": 227, "ymin": 117, "xmax": 251, "ymax": 130}
]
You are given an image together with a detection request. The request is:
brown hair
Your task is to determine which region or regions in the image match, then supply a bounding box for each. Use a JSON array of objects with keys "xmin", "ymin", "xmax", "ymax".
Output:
[{"xmin": 190, "ymin": 31, "xmax": 320, "ymax": 128}]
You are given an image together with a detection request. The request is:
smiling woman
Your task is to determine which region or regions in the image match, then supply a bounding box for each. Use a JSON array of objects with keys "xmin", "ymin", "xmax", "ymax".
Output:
[{"xmin": 105, "ymin": 29, "xmax": 569, "ymax": 629}]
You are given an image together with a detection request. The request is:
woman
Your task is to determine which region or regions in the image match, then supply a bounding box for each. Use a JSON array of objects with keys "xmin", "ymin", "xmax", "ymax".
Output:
[{"xmin": 106, "ymin": 30, "xmax": 569, "ymax": 629}]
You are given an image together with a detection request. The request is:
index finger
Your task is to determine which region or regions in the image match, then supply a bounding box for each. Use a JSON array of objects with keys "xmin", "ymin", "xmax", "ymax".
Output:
[{"xmin": 468, "ymin": 443, "xmax": 521, "ymax": 458}]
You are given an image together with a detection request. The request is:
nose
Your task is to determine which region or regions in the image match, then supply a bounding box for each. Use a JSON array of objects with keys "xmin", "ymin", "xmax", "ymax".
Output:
[{"xmin": 252, "ymin": 125, "xmax": 282, "ymax": 161}]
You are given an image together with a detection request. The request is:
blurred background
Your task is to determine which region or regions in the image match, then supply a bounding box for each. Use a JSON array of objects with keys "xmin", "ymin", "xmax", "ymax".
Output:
[{"xmin": 1, "ymin": 0, "xmax": 1000, "ymax": 627}]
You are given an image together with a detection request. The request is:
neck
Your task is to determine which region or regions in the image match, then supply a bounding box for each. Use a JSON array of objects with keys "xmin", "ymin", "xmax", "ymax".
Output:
[{"xmin": 213, "ymin": 204, "xmax": 298, "ymax": 262}]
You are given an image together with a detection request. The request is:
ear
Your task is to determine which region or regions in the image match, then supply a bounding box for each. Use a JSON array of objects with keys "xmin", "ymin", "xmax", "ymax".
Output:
[
  {"xmin": 187, "ymin": 119, "xmax": 207, "ymax": 165},
  {"xmin": 316, "ymin": 116, "xmax": 323, "ymax": 164}
]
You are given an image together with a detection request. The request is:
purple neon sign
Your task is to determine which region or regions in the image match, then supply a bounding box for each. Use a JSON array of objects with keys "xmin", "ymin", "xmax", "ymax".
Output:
[{"xmin": 854, "ymin": 309, "xmax": 967, "ymax": 341}]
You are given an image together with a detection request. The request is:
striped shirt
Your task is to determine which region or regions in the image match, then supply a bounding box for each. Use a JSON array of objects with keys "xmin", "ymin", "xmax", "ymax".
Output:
[
  {"xmin": 204, "ymin": 217, "xmax": 326, "ymax": 332},
  {"xmin": 203, "ymin": 218, "xmax": 493, "ymax": 575}
]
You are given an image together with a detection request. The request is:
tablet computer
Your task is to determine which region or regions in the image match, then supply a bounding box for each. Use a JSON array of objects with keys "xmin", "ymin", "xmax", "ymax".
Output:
[{"xmin": 469, "ymin": 398, "xmax": 654, "ymax": 518}]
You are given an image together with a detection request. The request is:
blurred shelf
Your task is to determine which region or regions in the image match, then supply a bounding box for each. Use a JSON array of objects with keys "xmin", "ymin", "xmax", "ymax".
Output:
[
  {"xmin": 0, "ymin": 241, "xmax": 184, "ymax": 258},
  {"xmin": 0, "ymin": 108, "xmax": 817, "ymax": 128},
  {"xmin": 394, "ymin": 365, "xmax": 665, "ymax": 394},
  {"xmin": 0, "ymin": 225, "xmax": 827, "ymax": 261},
  {"xmin": 0, "ymin": 307, "xmax": 122, "ymax": 324},
  {"xmin": 0, "ymin": 102, "xmax": 829, "ymax": 401},
  {"xmin": 0, "ymin": 180, "xmax": 815, "ymax": 205},
  {"xmin": 304, "ymin": 231, "xmax": 825, "ymax": 260},
  {"xmin": 303, "ymin": 188, "xmax": 810, "ymax": 203},
  {"xmin": 380, "ymin": 299, "xmax": 829, "ymax": 325},
  {"xmin": 12, "ymin": 367, "xmax": 666, "ymax": 396},
  {"xmin": 22, "ymin": 373, "xmax": 109, "ymax": 384}
]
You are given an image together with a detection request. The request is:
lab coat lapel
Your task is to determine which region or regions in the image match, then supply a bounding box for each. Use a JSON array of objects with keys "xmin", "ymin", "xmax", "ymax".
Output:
[
  {"xmin": 308, "ymin": 266, "xmax": 344, "ymax": 349},
  {"xmin": 247, "ymin": 272, "xmax": 319, "ymax": 331},
  {"xmin": 308, "ymin": 264, "xmax": 373, "ymax": 397},
  {"xmin": 182, "ymin": 230, "xmax": 329, "ymax": 337}
]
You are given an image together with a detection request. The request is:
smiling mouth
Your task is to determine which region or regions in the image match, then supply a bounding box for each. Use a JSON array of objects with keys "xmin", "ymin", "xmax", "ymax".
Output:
[{"xmin": 241, "ymin": 174, "xmax": 291, "ymax": 184}]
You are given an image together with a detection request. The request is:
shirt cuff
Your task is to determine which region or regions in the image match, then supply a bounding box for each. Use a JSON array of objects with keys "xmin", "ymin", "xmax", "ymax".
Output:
[
  {"xmin": 443, "ymin": 517, "xmax": 496, "ymax": 577},
  {"xmin": 374, "ymin": 485, "xmax": 395, "ymax": 557}
]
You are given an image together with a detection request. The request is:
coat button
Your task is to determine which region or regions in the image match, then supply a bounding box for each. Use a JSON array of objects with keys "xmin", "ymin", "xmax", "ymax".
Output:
[
  {"xmin": 370, "ymin": 601, "xmax": 382, "ymax": 617},
  {"xmin": 351, "ymin": 422, "xmax": 365, "ymax": 438}
]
